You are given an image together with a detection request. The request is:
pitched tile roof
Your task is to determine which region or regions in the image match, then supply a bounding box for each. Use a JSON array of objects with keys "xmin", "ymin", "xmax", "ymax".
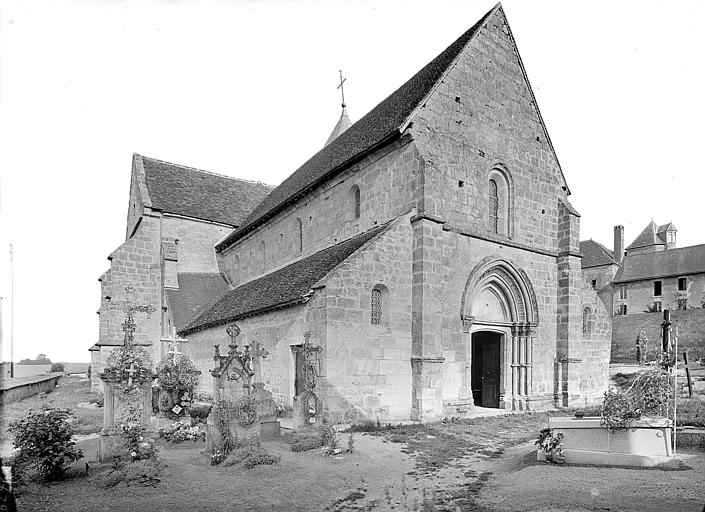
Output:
[
  {"xmin": 626, "ymin": 220, "xmax": 665, "ymax": 250},
  {"xmin": 215, "ymin": 5, "xmax": 502, "ymax": 252},
  {"xmin": 579, "ymin": 240, "xmax": 616, "ymax": 268},
  {"xmin": 182, "ymin": 224, "xmax": 388, "ymax": 334},
  {"xmin": 140, "ymin": 155, "xmax": 274, "ymax": 227},
  {"xmin": 165, "ymin": 273, "xmax": 230, "ymax": 330},
  {"xmin": 613, "ymin": 243, "xmax": 705, "ymax": 283}
]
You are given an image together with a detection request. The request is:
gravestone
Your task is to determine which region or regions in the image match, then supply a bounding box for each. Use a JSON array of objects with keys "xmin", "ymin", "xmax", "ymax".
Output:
[
  {"xmin": 207, "ymin": 323, "xmax": 279, "ymax": 455},
  {"xmin": 292, "ymin": 332, "xmax": 323, "ymax": 431},
  {"xmin": 98, "ymin": 285, "xmax": 156, "ymax": 462}
]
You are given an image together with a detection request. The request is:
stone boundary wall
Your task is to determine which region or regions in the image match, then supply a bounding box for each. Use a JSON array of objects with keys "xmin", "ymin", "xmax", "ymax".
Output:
[
  {"xmin": 0, "ymin": 373, "xmax": 63, "ymax": 405},
  {"xmin": 611, "ymin": 309, "xmax": 705, "ymax": 363}
]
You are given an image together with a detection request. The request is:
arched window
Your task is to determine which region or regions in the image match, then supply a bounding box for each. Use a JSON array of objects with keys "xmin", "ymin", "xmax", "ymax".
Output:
[
  {"xmin": 296, "ymin": 218, "xmax": 303, "ymax": 253},
  {"xmin": 349, "ymin": 185, "xmax": 361, "ymax": 220},
  {"xmin": 487, "ymin": 168, "xmax": 512, "ymax": 238},
  {"xmin": 489, "ymin": 179, "xmax": 499, "ymax": 234},
  {"xmin": 371, "ymin": 284, "xmax": 389, "ymax": 325},
  {"xmin": 582, "ymin": 306, "xmax": 593, "ymax": 336}
]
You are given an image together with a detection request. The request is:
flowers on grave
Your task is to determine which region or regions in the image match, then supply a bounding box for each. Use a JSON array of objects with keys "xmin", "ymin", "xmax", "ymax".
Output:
[
  {"xmin": 155, "ymin": 355, "xmax": 201, "ymax": 418},
  {"xmin": 535, "ymin": 427, "xmax": 565, "ymax": 464},
  {"xmin": 118, "ymin": 404, "xmax": 157, "ymax": 461},
  {"xmin": 158, "ymin": 421, "xmax": 206, "ymax": 444},
  {"xmin": 101, "ymin": 342, "xmax": 153, "ymax": 391}
]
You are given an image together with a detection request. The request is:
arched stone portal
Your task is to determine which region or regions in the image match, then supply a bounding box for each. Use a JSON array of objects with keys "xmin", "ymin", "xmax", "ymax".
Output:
[{"xmin": 460, "ymin": 257, "xmax": 539, "ymax": 411}]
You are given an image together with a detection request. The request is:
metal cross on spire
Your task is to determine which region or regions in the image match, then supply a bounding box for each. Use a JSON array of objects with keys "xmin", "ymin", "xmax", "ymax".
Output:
[{"xmin": 337, "ymin": 69, "xmax": 347, "ymax": 109}]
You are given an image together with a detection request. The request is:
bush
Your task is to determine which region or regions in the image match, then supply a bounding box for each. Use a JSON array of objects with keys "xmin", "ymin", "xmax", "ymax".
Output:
[
  {"xmin": 96, "ymin": 459, "xmax": 163, "ymax": 488},
  {"xmin": 9, "ymin": 408, "xmax": 83, "ymax": 481},
  {"xmin": 50, "ymin": 363, "xmax": 65, "ymax": 373},
  {"xmin": 224, "ymin": 444, "xmax": 280, "ymax": 470},
  {"xmin": 290, "ymin": 433, "xmax": 324, "ymax": 452},
  {"xmin": 119, "ymin": 403, "xmax": 157, "ymax": 461}
]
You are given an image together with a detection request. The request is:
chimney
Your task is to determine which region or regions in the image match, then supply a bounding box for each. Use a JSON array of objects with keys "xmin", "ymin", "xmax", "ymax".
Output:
[{"xmin": 614, "ymin": 225, "xmax": 624, "ymax": 264}]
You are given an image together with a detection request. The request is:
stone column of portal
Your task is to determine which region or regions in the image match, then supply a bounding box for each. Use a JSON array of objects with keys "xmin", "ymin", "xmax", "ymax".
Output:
[
  {"xmin": 510, "ymin": 325, "xmax": 519, "ymax": 409},
  {"xmin": 527, "ymin": 328, "xmax": 535, "ymax": 408}
]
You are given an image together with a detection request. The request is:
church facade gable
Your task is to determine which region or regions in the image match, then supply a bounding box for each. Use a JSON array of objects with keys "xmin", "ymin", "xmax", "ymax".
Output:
[{"xmin": 408, "ymin": 5, "xmax": 566, "ymax": 253}]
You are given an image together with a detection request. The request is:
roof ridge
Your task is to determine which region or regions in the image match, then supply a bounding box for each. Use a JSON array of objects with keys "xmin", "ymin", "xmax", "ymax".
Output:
[{"xmin": 138, "ymin": 154, "xmax": 273, "ymax": 188}]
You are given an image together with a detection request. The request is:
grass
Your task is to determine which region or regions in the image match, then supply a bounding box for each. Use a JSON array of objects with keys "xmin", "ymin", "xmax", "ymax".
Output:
[
  {"xmin": 348, "ymin": 413, "xmax": 549, "ymax": 476},
  {"xmin": 0, "ymin": 376, "xmax": 102, "ymax": 444},
  {"xmin": 676, "ymin": 397, "xmax": 705, "ymax": 427}
]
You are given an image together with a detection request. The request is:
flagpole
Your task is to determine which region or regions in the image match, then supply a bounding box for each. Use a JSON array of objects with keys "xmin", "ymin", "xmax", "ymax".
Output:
[{"xmin": 9, "ymin": 243, "xmax": 14, "ymax": 378}]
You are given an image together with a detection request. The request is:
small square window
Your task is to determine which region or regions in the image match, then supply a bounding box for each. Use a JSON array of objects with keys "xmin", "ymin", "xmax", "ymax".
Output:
[
  {"xmin": 654, "ymin": 301, "xmax": 662, "ymax": 312},
  {"xmin": 653, "ymin": 281, "xmax": 662, "ymax": 297},
  {"xmin": 617, "ymin": 304, "xmax": 628, "ymax": 316},
  {"xmin": 619, "ymin": 285, "xmax": 627, "ymax": 300},
  {"xmin": 678, "ymin": 277, "xmax": 687, "ymax": 291},
  {"xmin": 591, "ymin": 279, "xmax": 597, "ymax": 287}
]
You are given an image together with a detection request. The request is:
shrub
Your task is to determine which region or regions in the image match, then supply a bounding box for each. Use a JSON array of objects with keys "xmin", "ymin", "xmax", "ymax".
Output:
[
  {"xmin": 119, "ymin": 403, "xmax": 157, "ymax": 461},
  {"xmin": 188, "ymin": 403, "xmax": 212, "ymax": 420},
  {"xmin": 290, "ymin": 433, "xmax": 324, "ymax": 452},
  {"xmin": 223, "ymin": 444, "xmax": 280, "ymax": 470},
  {"xmin": 50, "ymin": 362, "xmax": 65, "ymax": 373},
  {"xmin": 96, "ymin": 459, "xmax": 163, "ymax": 488},
  {"xmin": 9, "ymin": 408, "xmax": 83, "ymax": 481}
]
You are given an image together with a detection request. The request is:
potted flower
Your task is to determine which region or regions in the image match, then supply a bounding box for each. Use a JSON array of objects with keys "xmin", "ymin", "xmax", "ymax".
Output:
[{"xmin": 535, "ymin": 427, "xmax": 565, "ymax": 464}]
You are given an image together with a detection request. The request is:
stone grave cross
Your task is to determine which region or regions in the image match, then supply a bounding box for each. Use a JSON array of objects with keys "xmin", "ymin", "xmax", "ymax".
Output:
[
  {"xmin": 125, "ymin": 362, "xmax": 137, "ymax": 388},
  {"xmin": 161, "ymin": 327, "xmax": 187, "ymax": 363}
]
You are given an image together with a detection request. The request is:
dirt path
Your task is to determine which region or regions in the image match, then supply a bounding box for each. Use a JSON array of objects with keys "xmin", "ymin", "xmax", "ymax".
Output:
[{"xmin": 477, "ymin": 442, "xmax": 705, "ymax": 512}]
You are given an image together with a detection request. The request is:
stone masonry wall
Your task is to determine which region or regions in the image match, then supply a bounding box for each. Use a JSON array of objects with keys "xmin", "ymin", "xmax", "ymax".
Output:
[
  {"xmin": 98, "ymin": 212, "xmax": 162, "ymax": 366},
  {"xmin": 576, "ymin": 280, "xmax": 611, "ymax": 404},
  {"xmin": 582, "ymin": 264, "xmax": 618, "ymax": 315},
  {"xmin": 613, "ymin": 273, "xmax": 705, "ymax": 317},
  {"xmin": 218, "ymin": 138, "xmax": 423, "ymax": 287},
  {"xmin": 182, "ymin": 305, "xmax": 308, "ymax": 407},
  {"xmin": 611, "ymin": 309, "xmax": 705, "ymax": 363},
  {"xmin": 408, "ymin": 6, "xmax": 569, "ymax": 256},
  {"xmin": 161, "ymin": 216, "xmax": 231, "ymax": 274},
  {"xmin": 318, "ymin": 216, "xmax": 414, "ymax": 423}
]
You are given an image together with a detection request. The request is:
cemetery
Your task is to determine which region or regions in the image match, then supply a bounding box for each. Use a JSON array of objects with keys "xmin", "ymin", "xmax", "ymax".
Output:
[{"xmin": 1, "ymin": 292, "xmax": 704, "ymax": 511}]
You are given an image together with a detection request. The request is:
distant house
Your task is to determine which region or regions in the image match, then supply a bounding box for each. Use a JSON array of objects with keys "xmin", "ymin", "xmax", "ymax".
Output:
[{"xmin": 581, "ymin": 221, "xmax": 705, "ymax": 362}]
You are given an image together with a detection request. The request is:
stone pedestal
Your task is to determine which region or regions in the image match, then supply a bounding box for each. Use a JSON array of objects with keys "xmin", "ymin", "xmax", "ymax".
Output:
[{"xmin": 98, "ymin": 381, "xmax": 153, "ymax": 462}]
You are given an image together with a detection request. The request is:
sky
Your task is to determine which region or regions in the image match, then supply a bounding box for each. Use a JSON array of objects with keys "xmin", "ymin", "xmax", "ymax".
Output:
[{"xmin": 0, "ymin": 0, "xmax": 703, "ymax": 364}]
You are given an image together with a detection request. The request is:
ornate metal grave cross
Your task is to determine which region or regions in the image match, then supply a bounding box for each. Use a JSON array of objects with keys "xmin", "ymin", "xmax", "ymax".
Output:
[{"xmin": 104, "ymin": 284, "xmax": 156, "ymax": 345}]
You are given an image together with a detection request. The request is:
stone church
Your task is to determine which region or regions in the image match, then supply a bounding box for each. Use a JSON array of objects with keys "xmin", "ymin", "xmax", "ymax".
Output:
[{"xmin": 94, "ymin": 4, "xmax": 612, "ymax": 423}]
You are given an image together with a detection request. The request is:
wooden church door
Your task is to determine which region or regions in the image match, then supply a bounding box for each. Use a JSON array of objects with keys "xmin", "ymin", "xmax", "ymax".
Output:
[{"xmin": 480, "ymin": 342, "xmax": 500, "ymax": 408}]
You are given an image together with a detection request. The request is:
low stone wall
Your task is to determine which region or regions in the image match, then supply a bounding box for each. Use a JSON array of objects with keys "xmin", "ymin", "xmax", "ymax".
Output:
[
  {"xmin": 611, "ymin": 309, "xmax": 705, "ymax": 363},
  {"xmin": 0, "ymin": 373, "xmax": 63, "ymax": 405}
]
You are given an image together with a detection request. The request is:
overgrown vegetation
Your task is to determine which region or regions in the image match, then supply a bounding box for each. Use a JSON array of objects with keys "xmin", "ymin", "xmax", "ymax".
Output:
[
  {"xmin": 290, "ymin": 432, "xmax": 324, "ymax": 452},
  {"xmin": 96, "ymin": 459, "xmax": 163, "ymax": 488},
  {"xmin": 9, "ymin": 408, "xmax": 84, "ymax": 481},
  {"xmin": 0, "ymin": 376, "xmax": 102, "ymax": 443},
  {"xmin": 676, "ymin": 397, "xmax": 705, "ymax": 427},
  {"xmin": 223, "ymin": 444, "xmax": 280, "ymax": 469},
  {"xmin": 50, "ymin": 362, "xmax": 65, "ymax": 373}
]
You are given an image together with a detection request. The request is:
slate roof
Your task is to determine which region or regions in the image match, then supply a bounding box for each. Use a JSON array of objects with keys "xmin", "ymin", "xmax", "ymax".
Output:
[
  {"xmin": 182, "ymin": 224, "xmax": 388, "ymax": 334},
  {"xmin": 626, "ymin": 220, "xmax": 666, "ymax": 250},
  {"xmin": 140, "ymin": 155, "xmax": 274, "ymax": 227},
  {"xmin": 579, "ymin": 240, "xmax": 616, "ymax": 268},
  {"xmin": 216, "ymin": 4, "xmax": 509, "ymax": 251},
  {"xmin": 613, "ymin": 244, "xmax": 705, "ymax": 283},
  {"xmin": 165, "ymin": 273, "xmax": 230, "ymax": 330},
  {"xmin": 324, "ymin": 107, "xmax": 353, "ymax": 147}
]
